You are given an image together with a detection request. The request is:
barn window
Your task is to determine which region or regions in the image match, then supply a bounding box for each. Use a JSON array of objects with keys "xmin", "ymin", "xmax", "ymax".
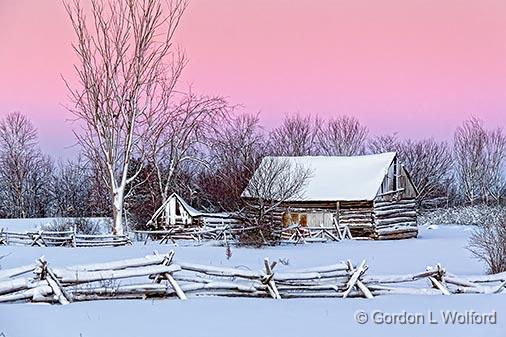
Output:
[
  {"xmin": 291, "ymin": 213, "xmax": 299, "ymax": 224},
  {"xmin": 282, "ymin": 212, "xmax": 290, "ymax": 227},
  {"xmin": 306, "ymin": 212, "xmax": 334, "ymax": 227},
  {"xmin": 282, "ymin": 212, "xmax": 308, "ymax": 227},
  {"xmin": 299, "ymin": 214, "xmax": 307, "ymax": 227}
]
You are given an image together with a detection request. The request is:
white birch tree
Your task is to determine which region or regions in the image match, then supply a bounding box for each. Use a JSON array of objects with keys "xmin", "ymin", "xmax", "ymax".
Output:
[{"xmin": 64, "ymin": 0, "xmax": 187, "ymax": 234}]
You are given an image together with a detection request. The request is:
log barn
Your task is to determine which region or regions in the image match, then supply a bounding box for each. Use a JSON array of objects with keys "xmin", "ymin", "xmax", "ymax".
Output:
[{"xmin": 242, "ymin": 152, "xmax": 419, "ymax": 240}]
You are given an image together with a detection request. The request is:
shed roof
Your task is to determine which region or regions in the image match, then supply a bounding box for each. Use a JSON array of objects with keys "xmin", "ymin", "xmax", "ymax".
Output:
[
  {"xmin": 242, "ymin": 152, "xmax": 397, "ymax": 202},
  {"xmin": 168, "ymin": 193, "xmax": 232, "ymax": 218}
]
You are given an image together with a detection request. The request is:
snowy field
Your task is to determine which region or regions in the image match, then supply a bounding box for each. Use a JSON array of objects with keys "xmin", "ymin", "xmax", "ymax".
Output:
[{"xmin": 0, "ymin": 225, "xmax": 504, "ymax": 337}]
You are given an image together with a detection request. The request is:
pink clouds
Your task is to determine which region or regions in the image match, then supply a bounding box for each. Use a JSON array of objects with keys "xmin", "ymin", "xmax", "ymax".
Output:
[{"xmin": 0, "ymin": 0, "xmax": 505, "ymax": 155}]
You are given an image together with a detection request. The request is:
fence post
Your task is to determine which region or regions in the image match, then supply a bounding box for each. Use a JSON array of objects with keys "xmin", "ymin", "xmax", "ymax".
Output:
[
  {"xmin": 72, "ymin": 224, "xmax": 77, "ymax": 248},
  {"xmin": 262, "ymin": 258, "xmax": 281, "ymax": 299},
  {"xmin": 0, "ymin": 228, "xmax": 6, "ymax": 246}
]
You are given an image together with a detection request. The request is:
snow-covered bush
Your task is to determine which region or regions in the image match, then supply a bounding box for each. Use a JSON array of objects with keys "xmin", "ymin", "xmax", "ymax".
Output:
[
  {"xmin": 419, "ymin": 205, "xmax": 506, "ymax": 227},
  {"xmin": 42, "ymin": 218, "xmax": 102, "ymax": 235},
  {"xmin": 468, "ymin": 215, "xmax": 506, "ymax": 274}
]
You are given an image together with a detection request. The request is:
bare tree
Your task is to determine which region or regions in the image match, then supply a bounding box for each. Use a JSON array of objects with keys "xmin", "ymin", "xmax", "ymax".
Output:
[
  {"xmin": 368, "ymin": 133, "xmax": 399, "ymax": 154},
  {"xmin": 142, "ymin": 92, "xmax": 230, "ymax": 227},
  {"xmin": 29, "ymin": 154, "xmax": 55, "ymax": 217},
  {"xmin": 484, "ymin": 128, "xmax": 506, "ymax": 203},
  {"xmin": 53, "ymin": 156, "xmax": 101, "ymax": 217},
  {"xmin": 241, "ymin": 157, "xmax": 312, "ymax": 244},
  {"xmin": 369, "ymin": 134, "xmax": 453, "ymax": 205},
  {"xmin": 454, "ymin": 118, "xmax": 487, "ymax": 204},
  {"xmin": 0, "ymin": 112, "xmax": 54, "ymax": 218},
  {"xmin": 269, "ymin": 114, "xmax": 321, "ymax": 156},
  {"xmin": 400, "ymin": 139, "xmax": 453, "ymax": 204},
  {"xmin": 317, "ymin": 116, "xmax": 368, "ymax": 156},
  {"xmin": 64, "ymin": 0, "xmax": 187, "ymax": 234},
  {"xmin": 469, "ymin": 214, "xmax": 506, "ymax": 274},
  {"xmin": 454, "ymin": 117, "xmax": 506, "ymax": 205},
  {"xmin": 198, "ymin": 113, "xmax": 267, "ymax": 212}
]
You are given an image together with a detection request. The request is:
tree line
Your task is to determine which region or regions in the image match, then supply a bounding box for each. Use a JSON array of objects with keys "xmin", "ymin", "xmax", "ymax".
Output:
[
  {"xmin": 3, "ymin": 0, "xmax": 504, "ymax": 235},
  {"xmin": 1, "ymin": 110, "xmax": 504, "ymax": 227}
]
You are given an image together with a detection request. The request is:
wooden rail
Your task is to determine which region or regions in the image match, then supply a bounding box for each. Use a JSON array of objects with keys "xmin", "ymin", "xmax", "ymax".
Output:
[
  {"xmin": 0, "ymin": 228, "xmax": 131, "ymax": 247},
  {"xmin": 0, "ymin": 252, "xmax": 504, "ymax": 304},
  {"xmin": 1, "ymin": 222, "xmax": 352, "ymax": 248},
  {"xmin": 134, "ymin": 221, "xmax": 353, "ymax": 245}
]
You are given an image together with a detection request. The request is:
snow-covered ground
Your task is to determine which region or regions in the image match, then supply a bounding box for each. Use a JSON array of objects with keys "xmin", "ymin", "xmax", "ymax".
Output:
[{"xmin": 0, "ymin": 225, "xmax": 504, "ymax": 337}]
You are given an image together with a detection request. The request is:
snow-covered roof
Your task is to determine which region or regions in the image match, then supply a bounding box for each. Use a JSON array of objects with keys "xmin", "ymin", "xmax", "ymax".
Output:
[
  {"xmin": 243, "ymin": 152, "xmax": 397, "ymax": 202},
  {"xmin": 169, "ymin": 193, "xmax": 232, "ymax": 218}
]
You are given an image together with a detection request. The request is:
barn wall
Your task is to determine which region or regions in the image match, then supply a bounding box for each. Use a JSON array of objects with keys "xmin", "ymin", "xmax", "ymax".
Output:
[
  {"xmin": 244, "ymin": 200, "xmax": 379, "ymax": 239},
  {"xmin": 377, "ymin": 157, "xmax": 417, "ymax": 200},
  {"xmin": 372, "ymin": 198, "xmax": 418, "ymax": 240},
  {"xmin": 242, "ymin": 198, "xmax": 419, "ymax": 240},
  {"xmin": 242, "ymin": 201, "xmax": 337, "ymax": 230},
  {"xmin": 164, "ymin": 196, "xmax": 193, "ymax": 226},
  {"xmin": 282, "ymin": 208, "xmax": 336, "ymax": 228},
  {"xmin": 242, "ymin": 155, "xmax": 420, "ymax": 242},
  {"xmin": 372, "ymin": 156, "xmax": 418, "ymax": 239},
  {"xmin": 399, "ymin": 166, "xmax": 418, "ymax": 199},
  {"xmin": 338, "ymin": 201, "xmax": 375, "ymax": 238}
]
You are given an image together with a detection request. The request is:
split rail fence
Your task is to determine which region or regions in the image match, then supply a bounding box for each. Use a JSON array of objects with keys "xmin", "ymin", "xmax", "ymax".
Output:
[
  {"xmin": 134, "ymin": 220, "xmax": 353, "ymax": 245},
  {"xmin": 0, "ymin": 224, "xmax": 349, "ymax": 248},
  {"xmin": 0, "ymin": 229, "xmax": 131, "ymax": 247},
  {"xmin": 0, "ymin": 251, "xmax": 504, "ymax": 304}
]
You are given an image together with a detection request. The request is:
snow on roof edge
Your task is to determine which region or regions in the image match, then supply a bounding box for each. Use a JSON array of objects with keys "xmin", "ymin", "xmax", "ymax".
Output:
[
  {"xmin": 169, "ymin": 193, "xmax": 232, "ymax": 218},
  {"xmin": 242, "ymin": 152, "xmax": 397, "ymax": 202}
]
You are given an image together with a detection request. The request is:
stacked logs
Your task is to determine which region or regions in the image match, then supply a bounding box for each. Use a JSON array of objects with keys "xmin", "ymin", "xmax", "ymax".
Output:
[
  {"xmin": 1, "ymin": 252, "xmax": 505, "ymax": 304},
  {"xmin": 338, "ymin": 202, "xmax": 376, "ymax": 238},
  {"xmin": 373, "ymin": 198, "xmax": 418, "ymax": 240}
]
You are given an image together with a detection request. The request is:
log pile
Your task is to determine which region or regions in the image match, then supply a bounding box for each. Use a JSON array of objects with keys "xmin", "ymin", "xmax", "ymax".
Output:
[
  {"xmin": 373, "ymin": 198, "xmax": 418, "ymax": 240},
  {"xmin": 0, "ymin": 229, "xmax": 131, "ymax": 248},
  {"xmin": 0, "ymin": 252, "xmax": 504, "ymax": 304}
]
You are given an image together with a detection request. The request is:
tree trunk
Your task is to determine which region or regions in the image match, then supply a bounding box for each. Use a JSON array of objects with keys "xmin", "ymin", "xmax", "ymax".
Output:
[{"xmin": 112, "ymin": 189, "xmax": 124, "ymax": 236}]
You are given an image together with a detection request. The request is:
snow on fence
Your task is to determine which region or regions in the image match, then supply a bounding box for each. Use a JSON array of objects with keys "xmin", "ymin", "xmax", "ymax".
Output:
[
  {"xmin": 0, "ymin": 251, "xmax": 505, "ymax": 304},
  {"xmin": 0, "ymin": 228, "xmax": 131, "ymax": 247},
  {"xmin": 1, "ymin": 225, "xmax": 349, "ymax": 248},
  {"xmin": 134, "ymin": 225, "xmax": 256, "ymax": 244},
  {"xmin": 134, "ymin": 222, "xmax": 353, "ymax": 245}
]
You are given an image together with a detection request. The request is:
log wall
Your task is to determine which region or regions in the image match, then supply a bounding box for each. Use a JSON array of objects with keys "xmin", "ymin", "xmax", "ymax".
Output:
[
  {"xmin": 338, "ymin": 201, "xmax": 375, "ymax": 238},
  {"xmin": 242, "ymin": 198, "xmax": 418, "ymax": 241},
  {"xmin": 372, "ymin": 198, "xmax": 418, "ymax": 240}
]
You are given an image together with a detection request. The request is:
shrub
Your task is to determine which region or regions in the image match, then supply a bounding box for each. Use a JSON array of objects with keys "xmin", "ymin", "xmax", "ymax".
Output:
[
  {"xmin": 468, "ymin": 215, "xmax": 506, "ymax": 274},
  {"xmin": 42, "ymin": 218, "xmax": 102, "ymax": 235},
  {"xmin": 419, "ymin": 205, "xmax": 506, "ymax": 227}
]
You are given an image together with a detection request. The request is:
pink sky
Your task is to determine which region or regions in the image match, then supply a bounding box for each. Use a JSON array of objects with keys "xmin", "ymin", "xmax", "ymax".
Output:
[{"xmin": 0, "ymin": 0, "xmax": 505, "ymax": 156}]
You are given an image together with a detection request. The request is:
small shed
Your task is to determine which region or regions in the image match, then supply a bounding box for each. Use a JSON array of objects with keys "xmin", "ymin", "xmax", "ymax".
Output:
[
  {"xmin": 164, "ymin": 193, "xmax": 240, "ymax": 228},
  {"xmin": 242, "ymin": 152, "xmax": 419, "ymax": 240}
]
